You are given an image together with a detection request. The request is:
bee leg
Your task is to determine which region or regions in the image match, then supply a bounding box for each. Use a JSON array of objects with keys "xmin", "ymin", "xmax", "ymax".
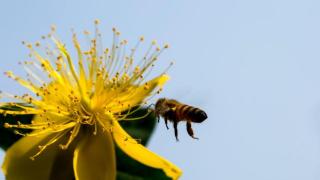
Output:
[
  {"xmin": 156, "ymin": 115, "xmax": 160, "ymax": 123},
  {"xmin": 165, "ymin": 118, "xmax": 169, "ymax": 129},
  {"xmin": 173, "ymin": 121, "xmax": 179, "ymax": 141},
  {"xmin": 187, "ymin": 121, "xmax": 199, "ymax": 140}
]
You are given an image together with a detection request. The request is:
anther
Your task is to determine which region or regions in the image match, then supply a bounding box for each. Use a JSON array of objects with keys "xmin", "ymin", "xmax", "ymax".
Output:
[
  {"xmin": 50, "ymin": 25, "xmax": 57, "ymax": 32},
  {"xmin": 59, "ymin": 144, "xmax": 67, "ymax": 150},
  {"xmin": 4, "ymin": 123, "xmax": 10, "ymax": 128},
  {"xmin": 84, "ymin": 30, "xmax": 90, "ymax": 35},
  {"xmin": 94, "ymin": 19, "xmax": 100, "ymax": 25},
  {"xmin": 35, "ymin": 42, "xmax": 41, "ymax": 47}
]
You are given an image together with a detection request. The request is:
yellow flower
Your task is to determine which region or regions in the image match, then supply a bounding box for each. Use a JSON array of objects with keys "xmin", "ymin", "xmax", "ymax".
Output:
[{"xmin": 1, "ymin": 21, "xmax": 182, "ymax": 180}]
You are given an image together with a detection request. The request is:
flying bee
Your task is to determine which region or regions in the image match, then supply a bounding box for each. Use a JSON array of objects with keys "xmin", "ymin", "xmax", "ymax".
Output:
[{"xmin": 154, "ymin": 98, "xmax": 207, "ymax": 141}]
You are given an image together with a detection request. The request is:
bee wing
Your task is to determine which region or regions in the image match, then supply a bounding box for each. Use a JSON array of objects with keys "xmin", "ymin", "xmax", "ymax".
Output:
[{"xmin": 158, "ymin": 105, "xmax": 171, "ymax": 114}]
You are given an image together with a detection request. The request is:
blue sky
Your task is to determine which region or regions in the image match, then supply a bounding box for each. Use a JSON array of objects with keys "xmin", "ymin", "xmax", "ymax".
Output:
[{"xmin": 2, "ymin": 0, "xmax": 320, "ymax": 179}]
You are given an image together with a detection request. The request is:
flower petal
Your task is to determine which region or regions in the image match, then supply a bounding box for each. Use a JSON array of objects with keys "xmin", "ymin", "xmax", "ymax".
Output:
[
  {"xmin": 108, "ymin": 74, "xmax": 170, "ymax": 113},
  {"xmin": 112, "ymin": 121, "xmax": 182, "ymax": 180},
  {"xmin": 49, "ymin": 141, "xmax": 75, "ymax": 180},
  {"xmin": 73, "ymin": 129, "xmax": 116, "ymax": 180},
  {"xmin": 2, "ymin": 132, "xmax": 61, "ymax": 180}
]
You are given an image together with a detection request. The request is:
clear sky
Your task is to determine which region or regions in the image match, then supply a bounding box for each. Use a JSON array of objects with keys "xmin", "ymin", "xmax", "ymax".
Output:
[{"xmin": 1, "ymin": 0, "xmax": 320, "ymax": 179}]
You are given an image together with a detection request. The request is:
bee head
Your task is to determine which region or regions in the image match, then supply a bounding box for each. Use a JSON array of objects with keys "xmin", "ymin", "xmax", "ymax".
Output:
[{"xmin": 155, "ymin": 98, "xmax": 166, "ymax": 109}]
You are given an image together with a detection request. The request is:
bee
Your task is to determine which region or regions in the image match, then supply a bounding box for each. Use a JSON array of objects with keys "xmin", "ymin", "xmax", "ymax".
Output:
[{"xmin": 154, "ymin": 98, "xmax": 207, "ymax": 141}]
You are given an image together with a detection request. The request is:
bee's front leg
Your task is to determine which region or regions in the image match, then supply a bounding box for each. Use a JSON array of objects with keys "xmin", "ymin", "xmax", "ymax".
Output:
[
  {"xmin": 173, "ymin": 121, "xmax": 179, "ymax": 141},
  {"xmin": 165, "ymin": 117, "xmax": 169, "ymax": 129}
]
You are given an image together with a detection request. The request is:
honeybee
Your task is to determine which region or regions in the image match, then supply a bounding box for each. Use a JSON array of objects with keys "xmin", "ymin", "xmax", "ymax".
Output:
[{"xmin": 154, "ymin": 98, "xmax": 207, "ymax": 141}]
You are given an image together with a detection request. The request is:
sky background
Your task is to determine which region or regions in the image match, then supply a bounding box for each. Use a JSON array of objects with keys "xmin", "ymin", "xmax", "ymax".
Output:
[{"xmin": 1, "ymin": 0, "xmax": 320, "ymax": 179}]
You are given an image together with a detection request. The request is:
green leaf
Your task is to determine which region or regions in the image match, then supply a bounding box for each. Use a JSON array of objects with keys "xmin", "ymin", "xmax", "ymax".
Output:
[
  {"xmin": 118, "ymin": 107, "xmax": 157, "ymax": 146},
  {"xmin": 0, "ymin": 104, "xmax": 32, "ymax": 150}
]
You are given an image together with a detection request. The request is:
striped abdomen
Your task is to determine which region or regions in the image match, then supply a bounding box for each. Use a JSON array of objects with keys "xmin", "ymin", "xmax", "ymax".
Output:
[{"xmin": 176, "ymin": 104, "xmax": 207, "ymax": 123}]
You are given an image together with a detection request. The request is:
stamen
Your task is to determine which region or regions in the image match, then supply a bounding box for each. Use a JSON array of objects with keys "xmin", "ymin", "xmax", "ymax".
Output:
[
  {"xmin": 93, "ymin": 121, "xmax": 98, "ymax": 135},
  {"xmin": 30, "ymin": 131, "xmax": 66, "ymax": 160},
  {"xmin": 119, "ymin": 108, "xmax": 152, "ymax": 121},
  {"xmin": 59, "ymin": 124, "xmax": 80, "ymax": 150}
]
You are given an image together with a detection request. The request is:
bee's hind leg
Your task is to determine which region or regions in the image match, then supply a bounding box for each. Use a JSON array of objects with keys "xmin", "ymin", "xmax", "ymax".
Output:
[
  {"xmin": 187, "ymin": 121, "xmax": 199, "ymax": 140},
  {"xmin": 173, "ymin": 121, "xmax": 179, "ymax": 141}
]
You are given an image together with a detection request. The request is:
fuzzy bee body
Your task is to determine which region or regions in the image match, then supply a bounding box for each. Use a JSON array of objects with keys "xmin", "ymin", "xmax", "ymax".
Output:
[{"xmin": 154, "ymin": 98, "xmax": 207, "ymax": 141}]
